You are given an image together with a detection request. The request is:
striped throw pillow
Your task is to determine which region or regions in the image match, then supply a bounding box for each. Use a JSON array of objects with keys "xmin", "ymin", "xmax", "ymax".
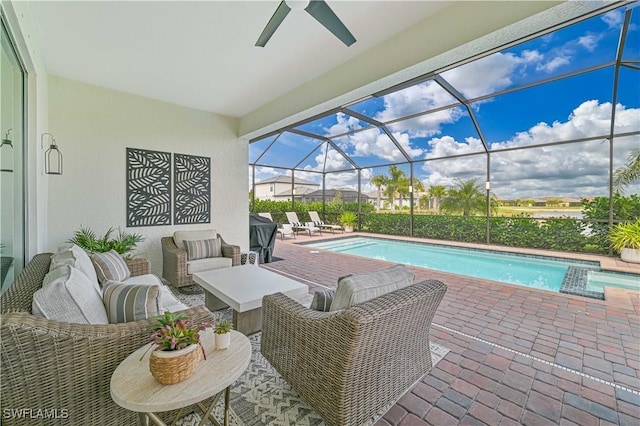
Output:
[
  {"xmin": 183, "ymin": 238, "xmax": 222, "ymax": 261},
  {"xmin": 103, "ymin": 282, "xmax": 161, "ymax": 323},
  {"xmin": 310, "ymin": 288, "xmax": 337, "ymax": 312},
  {"xmin": 91, "ymin": 250, "xmax": 131, "ymax": 284}
]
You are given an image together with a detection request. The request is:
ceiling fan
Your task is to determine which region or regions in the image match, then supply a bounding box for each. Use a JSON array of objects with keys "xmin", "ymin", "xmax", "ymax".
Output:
[{"xmin": 255, "ymin": 0, "xmax": 356, "ymax": 47}]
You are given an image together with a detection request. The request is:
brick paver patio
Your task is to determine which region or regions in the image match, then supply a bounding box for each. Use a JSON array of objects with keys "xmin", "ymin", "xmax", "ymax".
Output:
[{"xmin": 260, "ymin": 233, "xmax": 640, "ymax": 425}]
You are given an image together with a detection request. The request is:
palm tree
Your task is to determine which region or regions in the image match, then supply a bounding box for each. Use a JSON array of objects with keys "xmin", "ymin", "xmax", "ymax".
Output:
[
  {"xmin": 384, "ymin": 165, "xmax": 406, "ymax": 212},
  {"xmin": 397, "ymin": 177, "xmax": 425, "ymax": 210},
  {"xmin": 428, "ymin": 185, "xmax": 446, "ymax": 213},
  {"xmin": 440, "ymin": 178, "xmax": 487, "ymax": 216},
  {"xmin": 370, "ymin": 174, "xmax": 387, "ymax": 212},
  {"xmin": 614, "ymin": 147, "xmax": 640, "ymax": 193}
]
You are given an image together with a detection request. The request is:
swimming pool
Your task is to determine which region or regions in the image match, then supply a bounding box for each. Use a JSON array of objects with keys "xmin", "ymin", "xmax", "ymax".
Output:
[{"xmin": 304, "ymin": 237, "xmax": 624, "ymax": 297}]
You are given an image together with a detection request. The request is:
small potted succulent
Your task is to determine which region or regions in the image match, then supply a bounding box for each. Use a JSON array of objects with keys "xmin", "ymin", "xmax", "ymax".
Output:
[
  {"xmin": 340, "ymin": 211, "xmax": 357, "ymax": 233},
  {"xmin": 144, "ymin": 311, "xmax": 211, "ymax": 384},
  {"xmin": 214, "ymin": 318, "xmax": 233, "ymax": 350},
  {"xmin": 609, "ymin": 219, "xmax": 640, "ymax": 264}
]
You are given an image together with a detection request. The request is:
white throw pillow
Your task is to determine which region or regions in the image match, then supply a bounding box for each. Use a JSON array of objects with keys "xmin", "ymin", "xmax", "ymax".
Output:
[
  {"xmin": 33, "ymin": 265, "xmax": 108, "ymax": 324},
  {"xmin": 173, "ymin": 229, "xmax": 217, "ymax": 251},
  {"xmin": 50, "ymin": 244, "xmax": 100, "ymax": 290}
]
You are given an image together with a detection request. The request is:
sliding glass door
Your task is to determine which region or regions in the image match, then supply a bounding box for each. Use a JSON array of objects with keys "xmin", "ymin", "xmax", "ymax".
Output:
[{"xmin": 0, "ymin": 18, "xmax": 25, "ymax": 290}]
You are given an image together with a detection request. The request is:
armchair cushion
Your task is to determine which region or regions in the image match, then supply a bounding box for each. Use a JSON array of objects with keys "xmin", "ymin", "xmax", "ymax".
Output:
[
  {"xmin": 186, "ymin": 257, "xmax": 232, "ymax": 274},
  {"xmin": 32, "ymin": 265, "xmax": 108, "ymax": 324},
  {"xmin": 173, "ymin": 229, "xmax": 217, "ymax": 251},
  {"xmin": 92, "ymin": 250, "xmax": 131, "ymax": 284},
  {"xmin": 103, "ymin": 282, "xmax": 161, "ymax": 323},
  {"xmin": 184, "ymin": 238, "xmax": 222, "ymax": 260},
  {"xmin": 330, "ymin": 264, "xmax": 414, "ymax": 311}
]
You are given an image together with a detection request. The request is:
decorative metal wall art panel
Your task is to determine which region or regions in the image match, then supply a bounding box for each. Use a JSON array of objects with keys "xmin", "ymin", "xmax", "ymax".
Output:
[
  {"xmin": 174, "ymin": 153, "xmax": 211, "ymax": 224},
  {"xmin": 126, "ymin": 148, "xmax": 171, "ymax": 227}
]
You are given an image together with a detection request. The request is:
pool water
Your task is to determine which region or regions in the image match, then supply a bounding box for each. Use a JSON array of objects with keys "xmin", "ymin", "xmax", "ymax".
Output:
[
  {"xmin": 587, "ymin": 271, "xmax": 640, "ymax": 293},
  {"xmin": 306, "ymin": 237, "xmax": 602, "ymax": 292}
]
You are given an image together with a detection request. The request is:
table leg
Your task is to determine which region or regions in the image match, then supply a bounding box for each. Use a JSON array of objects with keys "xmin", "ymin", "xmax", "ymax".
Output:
[
  {"xmin": 224, "ymin": 386, "xmax": 230, "ymax": 426},
  {"xmin": 138, "ymin": 412, "xmax": 150, "ymax": 426}
]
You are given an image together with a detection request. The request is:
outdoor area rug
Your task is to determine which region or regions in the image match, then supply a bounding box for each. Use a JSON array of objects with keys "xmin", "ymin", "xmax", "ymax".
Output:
[{"xmin": 173, "ymin": 288, "xmax": 449, "ymax": 426}]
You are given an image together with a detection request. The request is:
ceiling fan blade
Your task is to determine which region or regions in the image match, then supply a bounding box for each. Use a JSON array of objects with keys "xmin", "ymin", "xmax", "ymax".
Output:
[
  {"xmin": 305, "ymin": 0, "xmax": 356, "ymax": 47},
  {"xmin": 255, "ymin": 1, "xmax": 292, "ymax": 47}
]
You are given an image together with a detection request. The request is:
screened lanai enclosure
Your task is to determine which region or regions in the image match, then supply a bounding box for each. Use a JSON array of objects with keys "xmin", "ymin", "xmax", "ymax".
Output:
[{"xmin": 249, "ymin": 3, "xmax": 639, "ymax": 254}]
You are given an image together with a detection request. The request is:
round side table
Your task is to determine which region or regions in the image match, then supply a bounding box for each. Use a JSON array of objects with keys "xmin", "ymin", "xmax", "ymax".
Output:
[{"xmin": 111, "ymin": 330, "xmax": 250, "ymax": 426}]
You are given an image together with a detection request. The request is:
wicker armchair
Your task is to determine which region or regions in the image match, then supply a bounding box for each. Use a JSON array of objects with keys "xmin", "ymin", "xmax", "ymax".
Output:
[
  {"xmin": 161, "ymin": 233, "xmax": 240, "ymax": 287},
  {"xmin": 0, "ymin": 253, "xmax": 215, "ymax": 426},
  {"xmin": 261, "ymin": 279, "xmax": 447, "ymax": 426}
]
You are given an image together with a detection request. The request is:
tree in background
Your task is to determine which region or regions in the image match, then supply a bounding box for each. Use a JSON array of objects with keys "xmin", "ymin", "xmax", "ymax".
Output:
[
  {"xmin": 369, "ymin": 174, "xmax": 387, "ymax": 212},
  {"xmin": 428, "ymin": 185, "xmax": 447, "ymax": 213},
  {"xmin": 440, "ymin": 178, "xmax": 487, "ymax": 216},
  {"xmin": 384, "ymin": 165, "xmax": 406, "ymax": 212},
  {"xmin": 614, "ymin": 147, "xmax": 640, "ymax": 194}
]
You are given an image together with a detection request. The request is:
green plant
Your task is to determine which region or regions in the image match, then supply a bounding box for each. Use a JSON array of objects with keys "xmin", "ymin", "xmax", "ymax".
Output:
[
  {"xmin": 68, "ymin": 226, "xmax": 144, "ymax": 258},
  {"xmin": 214, "ymin": 318, "xmax": 233, "ymax": 334},
  {"xmin": 340, "ymin": 211, "xmax": 357, "ymax": 226},
  {"xmin": 609, "ymin": 219, "xmax": 640, "ymax": 252},
  {"xmin": 144, "ymin": 312, "xmax": 211, "ymax": 359}
]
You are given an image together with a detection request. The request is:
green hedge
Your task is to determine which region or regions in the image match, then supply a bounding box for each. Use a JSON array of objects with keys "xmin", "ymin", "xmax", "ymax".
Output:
[
  {"xmin": 362, "ymin": 213, "xmax": 606, "ymax": 253},
  {"xmin": 251, "ymin": 200, "xmax": 374, "ymax": 225}
]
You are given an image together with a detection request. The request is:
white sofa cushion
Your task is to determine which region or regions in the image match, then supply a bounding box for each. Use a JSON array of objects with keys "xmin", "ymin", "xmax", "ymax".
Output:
[
  {"xmin": 330, "ymin": 264, "xmax": 415, "ymax": 311},
  {"xmin": 50, "ymin": 244, "xmax": 100, "ymax": 291},
  {"xmin": 103, "ymin": 282, "xmax": 161, "ymax": 323},
  {"xmin": 186, "ymin": 257, "xmax": 232, "ymax": 274},
  {"xmin": 124, "ymin": 274, "xmax": 188, "ymax": 313},
  {"xmin": 33, "ymin": 265, "xmax": 109, "ymax": 324},
  {"xmin": 173, "ymin": 229, "xmax": 217, "ymax": 252}
]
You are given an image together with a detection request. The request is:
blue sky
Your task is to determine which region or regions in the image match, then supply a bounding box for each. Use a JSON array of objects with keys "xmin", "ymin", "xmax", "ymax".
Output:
[{"xmin": 250, "ymin": 6, "xmax": 640, "ymax": 199}]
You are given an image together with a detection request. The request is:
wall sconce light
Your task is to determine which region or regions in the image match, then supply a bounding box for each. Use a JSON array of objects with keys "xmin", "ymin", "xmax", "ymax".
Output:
[
  {"xmin": 42, "ymin": 132, "xmax": 63, "ymax": 175},
  {"xmin": 1, "ymin": 129, "xmax": 13, "ymax": 173}
]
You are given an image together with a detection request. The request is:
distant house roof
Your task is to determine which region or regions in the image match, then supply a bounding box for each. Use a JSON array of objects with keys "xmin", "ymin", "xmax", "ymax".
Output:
[
  {"xmin": 303, "ymin": 189, "xmax": 369, "ymax": 201},
  {"xmin": 273, "ymin": 185, "xmax": 318, "ymax": 197},
  {"xmin": 256, "ymin": 175, "xmax": 318, "ymax": 186}
]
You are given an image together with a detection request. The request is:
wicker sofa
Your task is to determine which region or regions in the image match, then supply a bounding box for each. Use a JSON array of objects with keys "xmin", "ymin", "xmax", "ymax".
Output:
[
  {"xmin": 0, "ymin": 253, "xmax": 215, "ymax": 425},
  {"xmin": 161, "ymin": 230, "xmax": 241, "ymax": 287},
  {"xmin": 261, "ymin": 275, "xmax": 447, "ymax": 426}
]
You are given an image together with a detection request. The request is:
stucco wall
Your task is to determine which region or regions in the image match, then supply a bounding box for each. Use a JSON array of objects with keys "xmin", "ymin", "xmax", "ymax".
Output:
[{"xmin": 47, "ymin": 76, "xmax": 248, "ymax": 276}]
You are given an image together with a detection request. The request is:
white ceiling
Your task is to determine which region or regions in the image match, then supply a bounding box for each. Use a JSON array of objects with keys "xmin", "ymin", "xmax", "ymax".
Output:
[{"xmin": 27, "ymin": 0, "xmax": 455, "ymax": 118}]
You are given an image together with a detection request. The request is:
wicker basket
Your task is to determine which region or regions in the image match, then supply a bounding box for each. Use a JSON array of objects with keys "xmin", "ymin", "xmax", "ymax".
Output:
[{"xmin": 149, "ymin": 344, "xmax": 202, "ymax": 385}]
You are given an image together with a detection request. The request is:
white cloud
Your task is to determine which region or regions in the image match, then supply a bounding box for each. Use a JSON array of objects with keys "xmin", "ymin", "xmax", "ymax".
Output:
[
  {"xmin": 324, "ymin": 112, "xmax": 363, "ymax": 136},
  {"xmin": 577, "ymin": 34, "xmax": 602, "ymax": 52},
  {"xmin": 601, "ymin": 10, "xmax": 624, "ymax": 29},
  {"xmin": 418, "ymin": 100, "xmax": 640, "ymax": 199},
  {"xmin": 536, "ymin": 55, "xmax": 570, "ymax": 73}
]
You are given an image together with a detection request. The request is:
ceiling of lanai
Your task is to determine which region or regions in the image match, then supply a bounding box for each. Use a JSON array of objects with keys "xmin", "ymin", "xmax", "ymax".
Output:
[{"xmin": 22, "ymin": 1, "xmax": 580, "ymax": 137}]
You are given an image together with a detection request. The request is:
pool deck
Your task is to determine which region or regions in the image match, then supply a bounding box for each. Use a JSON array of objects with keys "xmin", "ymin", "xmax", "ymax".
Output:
[{"xmin": 262, "ymin": 232, "xmax": 640, "ymax": 425}]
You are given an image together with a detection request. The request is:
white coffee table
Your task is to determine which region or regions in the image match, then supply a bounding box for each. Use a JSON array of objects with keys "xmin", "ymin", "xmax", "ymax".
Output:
[
  {"xmin": 193, "ymin": 266, "xmax": 309, "ymax": 335},
  {"xmin": 110, "ymin": 330, "xmax": 250, "ymax": 426}
]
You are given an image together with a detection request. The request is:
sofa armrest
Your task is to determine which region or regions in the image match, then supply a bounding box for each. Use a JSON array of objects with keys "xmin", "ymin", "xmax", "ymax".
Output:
[
  {"xmin": 218, "ymin": 234, "xmax": 241, "ymax": 266},
  {"xmin": 125, "ymin": 257, "xmax": 150, "ymax": 277},
  {"xmin": 1, "ymin": 305, "xmax": 214, "ymax": 425}
]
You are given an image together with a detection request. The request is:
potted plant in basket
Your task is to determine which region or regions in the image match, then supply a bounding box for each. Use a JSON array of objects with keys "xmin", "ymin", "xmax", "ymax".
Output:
[
  {"xmin": 340, "ymin": 211, "xmax": 357, "ymax": 233},
  {"xmin": 609, "ymin": 218, "xmax": 640, "ymax": 264},
  {"xmin": 144, "ymin": 311, "xmax": 211, "ymax": 385},
  {"xmin": 214, "ymin": 318, "xmax": 233, "ymax": 350}
]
